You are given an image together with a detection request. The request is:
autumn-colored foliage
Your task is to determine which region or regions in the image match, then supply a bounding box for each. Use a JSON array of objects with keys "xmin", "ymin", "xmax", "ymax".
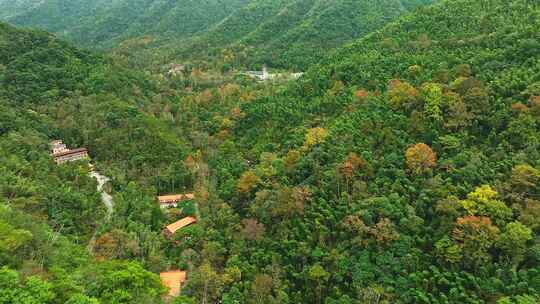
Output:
[
  {"xmin": 452, "ymin": 216, "xmax": 500, "ymax": 269},
  {"xmin": 511, "ymin": 164, "xmax": 540, "ymax": 192},
  {"xmin": 354, "ymin": 89, "xmax": 369, "ymax": 102},
  {"xmin": 388, "ymin": 79, "xmax": 419, "ymax": 110},
  {"xmin": 405, "ymin": 143, "xmax": 437, "ymax": 174},
  {"xmin": 338, "ymin": 152, "xmax": 365, "ymax": 179},
  {"xmin": 242, "ymin": 218, "xmax": 266, "ymax": 241},
  {"xmin": 236, "ymin": 170, "xmax": 261, "ymax": 194},
  {"xmin": 304, "ymin": 127, "xmax": 328, "ymax": 148},
  {"xmin": 369, "ymin": 218, "xmax": 400, "ymax": 245}
]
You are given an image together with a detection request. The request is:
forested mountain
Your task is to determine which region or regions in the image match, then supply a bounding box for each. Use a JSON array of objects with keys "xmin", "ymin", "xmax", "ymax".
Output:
[
  {"xmin": 1, "ymin": 0, "xmax": 433, "ymax": 69},
  {"xmin": 1, "ymin": 0, "xmax": 251, "ymax": 49},
  {"xmin": 1, "ymin": 0, "xmax": 540, "ymax": 303},
  {"xmin": 0, "ymin": 22, "xmax": 197, "ymax": 302},
  {"xmin": 166, "ymin": 0, "xmax": 435, "ymax": 69},
  {"xmin": 162, "ymin": 0, "xmax": 539, "ymax": 302},
  {"xmin": 0, "ymin": 0, "xmax": 43, "ymax": 18}
]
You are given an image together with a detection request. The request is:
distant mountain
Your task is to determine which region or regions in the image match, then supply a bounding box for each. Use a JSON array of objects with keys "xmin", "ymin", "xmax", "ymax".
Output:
[
  {"xmin": 1, "ymin": 0, "xmax": 251, "ymax": 49},
  {"xmin": 0, "ymin": 0, "xmax": 44, "ymax": 19},
  {"xmin": 1, "ymin": 0, "xmax": 433, "ymax": 69},
  {"xmin": 154, "ymin": 0, "xmax": 435, "ymax": 69}
]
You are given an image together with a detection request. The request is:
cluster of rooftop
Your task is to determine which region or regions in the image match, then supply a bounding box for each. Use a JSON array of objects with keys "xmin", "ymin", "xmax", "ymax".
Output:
[
  {"xmin": 158, "ymin": 193, "xmax": 198, "ymax": 297},
  {"xmin": 50, "ymin": 139, "xmax": 197, "ymax": 298}
]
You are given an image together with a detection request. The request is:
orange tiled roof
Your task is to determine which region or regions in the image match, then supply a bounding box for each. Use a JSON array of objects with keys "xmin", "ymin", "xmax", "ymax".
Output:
[
  {"xmin": 160, "ymin": 270, "xmax": 187, "ymax": 296},
  {"xmin": 158, "ymin": 194, "xmax": 195, "ymax": 204},
  {"xmin": 165, "ymin": 216, "xmax": 197, "ymax": 235}
]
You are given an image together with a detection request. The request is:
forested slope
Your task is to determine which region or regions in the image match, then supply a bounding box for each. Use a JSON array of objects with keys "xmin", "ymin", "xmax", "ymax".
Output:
[
  {"xmin": 0, "ymin": 21, "xmax": 193, "ymax": 189},
  {"xmin": 166, "ymin": 0, "xmax": 434, "ymax": 69},
  {"xmin": 164, "ymin": 0, "xmax": 540, "ymax": 302},
  {"xmin": 1, "ymin": 0, "xmax": 433, "ymax": 69},
  {"xmin": 1, "ymin": 0, "xmax": 251, "ymax": 49},
  {"xmin": 2, "ymin": 0, "xmax": 540, "ymax": 303},
  {"xmin": 0, "ymin": 22, "xmax": 200, "ymax": 302}
]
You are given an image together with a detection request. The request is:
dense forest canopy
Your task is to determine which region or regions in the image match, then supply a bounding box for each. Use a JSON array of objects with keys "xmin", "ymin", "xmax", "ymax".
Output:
[
  {"xmin": 0, "ymin": 0, "xmax": 434, "ymax": 69},
  {"xmin": 0, "ymin": 0, "xmax": 251, "ymax": 48},
  {"xmin": 1, "ymin": 0, "xmax": 540, "ymax": 303}
]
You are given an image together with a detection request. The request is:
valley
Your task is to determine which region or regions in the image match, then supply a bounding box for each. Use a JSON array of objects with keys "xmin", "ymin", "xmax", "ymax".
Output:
[{"xmin": 0, "ymin": 0, "xmax": 539, "ymax": 303}]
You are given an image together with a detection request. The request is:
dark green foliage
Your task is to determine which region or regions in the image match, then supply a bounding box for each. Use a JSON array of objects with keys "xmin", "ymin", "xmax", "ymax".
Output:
[
  {"xmin": 172, "ymin": 0, "xmax": 540, "ymax": 302},
  {"xmin": 0, "ymin": 0, "xmax": 434, "ymax": 69},
  {"xmin": 169, "ymin": 0, "xmax": 435, "ymax": 69},
  {"xmin": 1, "ymin": 0, "xmax": 251, "ymax": 49},
  {"xmin": 1, "ymin": 0, "xmax": 540, "ymax": 303}
]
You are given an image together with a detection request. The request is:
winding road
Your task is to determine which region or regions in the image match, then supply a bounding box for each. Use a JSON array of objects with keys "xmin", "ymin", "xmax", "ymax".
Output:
[
  {"xmin": 87, "ymin": 170, "xmax": 113, "ymax": 252},
  {"xmin": 90, "ymin": 171, "xmax": 113, "ymax": 217}
]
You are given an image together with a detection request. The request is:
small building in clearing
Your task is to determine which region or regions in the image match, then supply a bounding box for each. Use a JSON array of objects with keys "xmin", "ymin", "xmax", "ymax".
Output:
[
  {"xmin": 160, "ymin": 270, "xmax": 187, "ymax": 297},
  {"xmin": 163, "ymin": 216, "xmax": 197, "ymax": 237},
  {"xmin": 158, "ymin": 193, "xmax": 195, "ymax": 209},
  {"xmin": 50, "ymin": 141, "xmax": 89, "ymax": 165}
]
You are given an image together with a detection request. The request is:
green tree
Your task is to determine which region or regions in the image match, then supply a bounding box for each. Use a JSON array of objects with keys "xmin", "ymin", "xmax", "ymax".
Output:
[
  {"xmin": 65, "ymin": 294, "xmax": 100, "ymax": 304},
  {"xmin": 421, "ymin": 82, "xmax": 443, "ymax": 122},
  {"xmin": 0, "ymin": 221, "xmax": 32, "ymax": 266},
  {"xmin": 497, "ymin": 221, "xmax": 532, "ymax": 267},
  {"xmin": 308, "ymin": 264, "xmax": 329, "ymax": 304},
  {"xmin": 0, "ymin": 267, "xmax": 55, "ymax": 304}
]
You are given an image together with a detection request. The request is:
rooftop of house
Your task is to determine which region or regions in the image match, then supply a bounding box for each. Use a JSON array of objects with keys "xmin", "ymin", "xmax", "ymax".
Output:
[
  {"xmin": 165, "ymin": 216, "xmax": 197, "ymax": 235},
  {"xmin": 158, "ymin": 194, "xmax": 195, "ymax": 204},
  {"xmin": 160, "ymin": 270, "xmax": 187, "ymax": 297},
  {"xmin": 52, "ymin": 147, "xmax": 88, "ymax": 158}
]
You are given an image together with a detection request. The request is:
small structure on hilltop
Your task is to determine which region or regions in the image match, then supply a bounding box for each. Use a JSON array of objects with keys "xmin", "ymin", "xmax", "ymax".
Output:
[
  {"xmin": 166, "ymin": 63, "xmax": 186, "ymax": 76},
  {"xmin": 163, "ymin": 216, "xmax": 197, "ymax": 237},
  {"xmin": 50, "ymin": 140, "xmax": 89, "ymax": 165},
  {"xmin": 243, "ymin": 65, "xmax": 304, "ymax": 82},
  {"xmin": 158, "ymin": 193, "xmax": 195, "ymax": 209},
  {"xmin": 160, "ymin": 270, "xmax": 187, "ymax": 297}
]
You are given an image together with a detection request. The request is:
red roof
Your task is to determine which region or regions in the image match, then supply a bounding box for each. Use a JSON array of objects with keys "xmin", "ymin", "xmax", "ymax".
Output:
[
  {"xmin": 164, "ymin": 217, "xmax": 197, "ymax": 235},
  {"xmin": 158, "ymin": 194, "xmax": 195, "ymax": 204},
  {"xmin": 53, "ymin": 148, "xmax": 88, "ymax": 158}
]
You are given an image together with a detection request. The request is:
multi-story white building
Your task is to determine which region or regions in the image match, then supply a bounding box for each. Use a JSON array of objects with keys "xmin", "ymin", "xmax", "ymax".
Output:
[{"xmin": 50, "ymin": 140, "xmax": 89, "ymax": 164}]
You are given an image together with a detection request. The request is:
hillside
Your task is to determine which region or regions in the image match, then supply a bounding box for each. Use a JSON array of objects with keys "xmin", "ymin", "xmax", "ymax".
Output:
[
  {"xmin": 152, "ymin": 0, "xmax": 435, "ymax": 69},
  {"xmin": 1, "ymin": 0, "xmax": 540, "ymax": 303},
  {"xmin": 1, "ymin": 0, "xmax": 433, "ymax": 69},
  {"xmin": 0, "ymin": 22, "xmax": 196, "ymax": 303},
  {"xmin": 1, "ymin": 0, "xmax": 251, "ymax": 49},
  {"xmin": 166, "ymin": 0, "xmax": 540, "ymax": 302}
]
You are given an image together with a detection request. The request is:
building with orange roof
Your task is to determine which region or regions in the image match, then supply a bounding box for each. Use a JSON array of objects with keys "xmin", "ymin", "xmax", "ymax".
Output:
[
  {"xmin": 160, "ymin": 270, "xmax": 187, "ymax": 297},
  {"xmin": 158, "ymin": 193, "xmax": 195, "ymax": 209},
  {"xmin": 163, "ymin": 216, "xmax": 197, "ymax": 237}
]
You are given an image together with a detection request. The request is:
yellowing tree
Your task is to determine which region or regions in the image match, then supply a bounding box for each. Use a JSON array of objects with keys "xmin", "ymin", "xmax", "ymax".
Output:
[
  {"xmin": 388, "ymin": 79, "xmax": 419, "ymax": 110},
  {"xmin": 460, "ymin": 185, "xmax": 512, "ymax": 226},
  {"xmin": 236, "ymin": 170, "xmax": 261, "ymax": 194},
  {"xmin": 421, "ymin": 82, "xmax": 443, "ymax": 122},
  {"xmin": 405, "ymin": 143, "xmax": 437, "ymax": 174},
  {"xmin": 354, "ymin": 89, "xmax": 369, "ymax": 102},
  {"xmin": 511, "ymin": 164, "xmax": 540, "ymax": 193},
  {"xmin": 304, "ymin": 127, "xmax": 328, "ymax": 148}
]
